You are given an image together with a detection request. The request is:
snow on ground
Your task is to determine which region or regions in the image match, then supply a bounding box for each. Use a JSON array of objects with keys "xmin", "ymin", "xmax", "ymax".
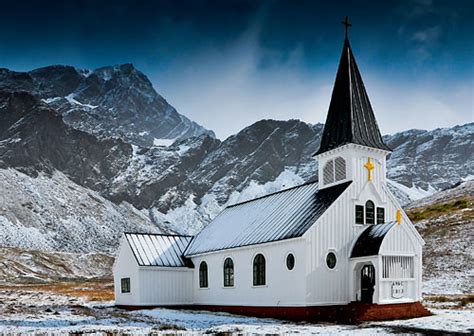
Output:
[{"xmin": 1, "ymin": 287, "xmax": 473, "ymax": 335}]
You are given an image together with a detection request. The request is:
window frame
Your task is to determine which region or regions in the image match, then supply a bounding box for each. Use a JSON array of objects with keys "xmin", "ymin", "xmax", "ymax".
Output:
[
  {"xmin": 365, "ymin": 200, "xmax": 375, "ymax": 224},
  {"xmin": 223, "ymin": 257, "xmax": 234, "ymax": 288},
  {"xmin": 121, "ymin": 277, "xmax": 130, "ymax": 293},
  {"xmin": 253, "ymin": 253, "xmax": 266, "ymax": 286},
  {"xmin": 199, "ymin": 261, "xmax": 209, "ymax": 288}
]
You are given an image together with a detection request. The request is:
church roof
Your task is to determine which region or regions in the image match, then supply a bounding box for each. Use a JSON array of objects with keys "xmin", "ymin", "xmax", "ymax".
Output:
[
  {"xmin": 350, "ymin": 222, "xmax": 396, "ymax": 258},
  {"xmin": 184, "ymin": 181, "xmax": 351, "ymax": 256},
  {"xmin": 124, "ymin": 233, "xmax": 193, "ymax": 267},
  {"xmin": 315, "ymin": 36, "xmax": 391, "ymax": 155}
]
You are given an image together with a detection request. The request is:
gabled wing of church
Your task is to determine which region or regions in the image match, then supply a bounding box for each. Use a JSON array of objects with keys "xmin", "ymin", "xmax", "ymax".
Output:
[{"xmin": 315, "ymin": 36, "xmax": 391, "ymax": 155}]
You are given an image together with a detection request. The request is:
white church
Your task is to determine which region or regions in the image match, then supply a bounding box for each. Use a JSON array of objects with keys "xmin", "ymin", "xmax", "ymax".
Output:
[{"xmin": 113, "ymin": 24, "xmax": 430, "ymax": 322}]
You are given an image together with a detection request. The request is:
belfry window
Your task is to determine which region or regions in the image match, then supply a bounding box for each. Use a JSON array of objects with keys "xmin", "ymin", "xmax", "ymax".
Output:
[
  {"xmin": 377, "ymin": 207, "xmax": 385, "ymax": 224},
  {"xmin": 365, "ymin": 200, "xmax": 375, "ymax": 224},
  {"xmin": 199, "ymin": 261, "xmax": 208, "ymax": 288},
  {"xmin": 253, "ymin": 254, "xmax": 266, "ymax": 286},
  {"xmin": 223, "ymin": 258, "xmax": 234, "ymax": 287},
  {"xmin": 323, "ymin": 157, "xmax": 346, "ymax": 185}
]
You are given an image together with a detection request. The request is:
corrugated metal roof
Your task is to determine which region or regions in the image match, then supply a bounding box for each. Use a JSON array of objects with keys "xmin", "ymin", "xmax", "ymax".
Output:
[
  {"xmin": 125, "ymin": 233, "xmax": 193, "ymax": 267},
  {"xmin": 315, "ymin": 37, "xmax": 391, "ymax": 156},
  {"xmin": 351, "ymin": 222, "xmax": 396, "ymax": 258},
  {"xmin": 185, "ymin": 181, "xmax": 351, "ymax": 256}
]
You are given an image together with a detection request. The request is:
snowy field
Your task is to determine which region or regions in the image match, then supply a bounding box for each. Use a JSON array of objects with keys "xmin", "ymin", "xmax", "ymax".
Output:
[{"xmin": 0, "ymin": 286, "xmax": 473, "ymax": 335}]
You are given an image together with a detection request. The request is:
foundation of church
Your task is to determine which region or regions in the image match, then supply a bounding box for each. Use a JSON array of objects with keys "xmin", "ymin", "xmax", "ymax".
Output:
[{"xmin": 116, "ymin": 301, "xmax": 431, "ymax": 324}]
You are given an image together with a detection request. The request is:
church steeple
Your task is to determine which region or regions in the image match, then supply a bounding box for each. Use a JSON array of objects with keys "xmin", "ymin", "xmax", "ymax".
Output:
[{"xmin": 315, "ymin": 21, "xmax": 391, "ymax": 156}]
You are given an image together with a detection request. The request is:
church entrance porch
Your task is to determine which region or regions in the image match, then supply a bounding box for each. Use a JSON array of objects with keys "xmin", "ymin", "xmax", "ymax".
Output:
[{"xmin": 350, "ymin": 258, "xmax": 379, "ymax": 304}]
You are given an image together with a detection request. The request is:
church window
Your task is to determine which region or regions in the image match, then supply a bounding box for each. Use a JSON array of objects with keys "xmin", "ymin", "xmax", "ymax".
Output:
[
  {"xmin": 121, "ymin": 278, "xmax": 130, "ymax": 293},
  {"xmin": 253, "ymin": 254, "xmax": 266, "ymax": 286},
  {"xmin": 326, "ymin": 252, "xmax": 337, "ymax": 269},
  {"xmin": 223, "ymin": 258, "xmax": 234, "ymax": 287},
  {"xmin": 365, "ymin": 200, "xmax": 375, "ymax": 224},
  {"xmin": 355, "ymin": 205, "xmax": 364, "ymax": 224},
  {"xmin": 382, "ymin": 256, "xmax": 414, "ymax": 279},
  {"xmin": 323, "ymin": 157, "xmax": 346, "ymax": 185},
  {"xmin": 334, "ymin": 157, "xmax": 346, "ymax": 181},
  {"xmin": 286, "ymin": 253, "xmax": 295, "ymax": 270},
  {"xmin": 199, "ymin": 261, "xmax": 208, "ymax": 288},
  {"xmin": 377, "ymin": 207, "xmax": 385, "ymax": 224},
  {"xmin": 323, "ymin": 159, "xmax": 334, "ymax": 185}
]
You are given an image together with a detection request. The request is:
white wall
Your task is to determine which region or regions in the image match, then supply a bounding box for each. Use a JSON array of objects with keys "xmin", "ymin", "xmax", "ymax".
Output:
[
  {"xmin": 113, "ymin": 238, "xmax": 140, "ymax": 306},
  {"xmin": 379, "ymin": 224, "xmax": 422, "ymax": 303},
  {"xmin": 190, "ymin": 238, "xmax": 307, "ymax": 306},
  {"xmin": 138, "ymin": 267, "xmax": 193, "ymax": 305}
]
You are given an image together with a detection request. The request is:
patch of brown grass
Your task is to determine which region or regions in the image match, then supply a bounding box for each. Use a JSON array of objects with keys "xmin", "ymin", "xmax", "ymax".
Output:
[{"xmin": 0, "ymin": 279, "xmax": 114, "ymax": 302}]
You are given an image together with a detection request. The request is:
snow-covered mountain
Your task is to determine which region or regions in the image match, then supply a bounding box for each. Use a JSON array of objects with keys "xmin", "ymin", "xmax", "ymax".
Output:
[
  {"xmin": 0, "ymin": 64, "xmax": 472, "ymax": 255},
  {"xmin": 0, "ymin": 65, "xmax": 214, "ymax": 146}
]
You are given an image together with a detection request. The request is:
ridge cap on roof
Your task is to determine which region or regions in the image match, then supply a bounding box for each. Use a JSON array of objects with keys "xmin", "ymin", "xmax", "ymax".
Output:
[
  {"xmin": 226, "ymin": 179, "xmax": 319, "ymax": 209},
  {"xmin": 124, "ymin": 232, "xmax": 194, "ymax": 238}
]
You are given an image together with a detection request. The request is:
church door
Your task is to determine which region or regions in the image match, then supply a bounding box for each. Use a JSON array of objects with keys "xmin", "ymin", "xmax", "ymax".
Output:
[{"xmin": 361, "ymin": 265, "xmax": 375, "ymax": 303}]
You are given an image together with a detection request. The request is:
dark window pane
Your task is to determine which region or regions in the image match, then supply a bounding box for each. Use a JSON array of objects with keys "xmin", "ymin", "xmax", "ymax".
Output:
[
  {"xmin": 366, "ymin": 200, "xmax": 375, "ymax": 224},
  {"xmin": 326, "ymin": 252, "xmax": 337, "ymax": 269},
  {"xmin": 377, "ymin": 207, "xmax": 385, "ymax": 224},
  {"xmin": 355, "ymin": 205, "xmax": 364, "ymax": 224},
  {"xmin": 223, "ymin": 258, "xmax": 234, "ymax": 287},
  {"xmin": 253, "ymin": 254, "xmax": 266, "ymax": 286},
  {"xmin": 199, "ymin": 261, "xmax": 208, "ymax": 288},
  {"xmin": 286, "ymin": 253, "xmax": 295, "ymax": 270},
  {"xmin": 121, "ymin": 278, "xmax": 130, "ymax": 293}
]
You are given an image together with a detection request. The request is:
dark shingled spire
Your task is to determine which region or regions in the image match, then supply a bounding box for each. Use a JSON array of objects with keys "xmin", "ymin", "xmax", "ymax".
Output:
[{"xmin": 315, "ymin": 35, "xmax": 391, "ymax": 155}]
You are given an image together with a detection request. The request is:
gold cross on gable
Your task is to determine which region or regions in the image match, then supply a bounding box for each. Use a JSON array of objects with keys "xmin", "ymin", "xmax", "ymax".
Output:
[{"xmin": 364, "ymin": 157, "xmax": 375, "ymax": 181}]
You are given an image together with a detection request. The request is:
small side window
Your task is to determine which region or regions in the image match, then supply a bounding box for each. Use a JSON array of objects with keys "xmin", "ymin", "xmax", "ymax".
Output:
[
  {"xmin": 286, "ymin": 253, "xmax": 295, "ymax": 270},
  {"xmin": 355, "ymin": 205, "xmax": 364, "ymax": 224},
  {"xmin": 326, "ymin": 252, "xmax": 337, "ymax": 269},
  {"xmin": 377, "ymin": 207, "xmax": 385, "ymax": 224},
  {"xmin": 121, "ymin": 278, "xmax": 130, "ymax": 293},
  {"xmin": 199, "ymin": 261, "xmax": 208, "ymax": 288}
]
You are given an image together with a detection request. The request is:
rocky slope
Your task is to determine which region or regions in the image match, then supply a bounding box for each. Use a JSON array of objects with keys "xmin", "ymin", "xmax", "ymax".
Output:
[
  {"xmin": 406, "ymin": 180, "xmax": 474, "ymax": 295},
  {"xmin": 0, "ymin": 64, "xmax": 472, "ymax": 253}
]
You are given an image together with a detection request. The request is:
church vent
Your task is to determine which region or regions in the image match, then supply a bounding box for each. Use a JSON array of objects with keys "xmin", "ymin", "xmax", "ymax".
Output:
[
  {"xmin": 334, "ymin": 157, "xmax": 346, "ymax": 181},
  {"xmin": 323, "ymin": 159, "xmax": 335, "ymax": 185},
  {"xmin": 323, "ymin": 157, "xmax": 346, "ymax": 185}
]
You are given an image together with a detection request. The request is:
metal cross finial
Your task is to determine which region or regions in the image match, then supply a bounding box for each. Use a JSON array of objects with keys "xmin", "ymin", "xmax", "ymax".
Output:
[{"xmin": 341, "ymin": 16, "xmax": 352, "ymax": 37}]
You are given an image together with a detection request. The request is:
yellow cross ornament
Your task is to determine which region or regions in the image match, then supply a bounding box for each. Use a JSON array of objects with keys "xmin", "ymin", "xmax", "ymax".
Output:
[
  {"xmin": 396, "ymin": 209, "xmax": 402, "ymax": 225},
  {"xmin": 364, "ymin": 157, "xmax": 375, "ymax": 181}
]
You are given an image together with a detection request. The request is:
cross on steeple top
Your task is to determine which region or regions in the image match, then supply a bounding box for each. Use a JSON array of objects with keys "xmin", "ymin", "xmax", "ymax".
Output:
[{"xmin": 341, "ymin": 16, "xmax": 352, "ymax": 37}]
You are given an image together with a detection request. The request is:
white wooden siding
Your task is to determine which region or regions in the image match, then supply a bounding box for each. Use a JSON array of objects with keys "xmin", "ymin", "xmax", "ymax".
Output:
[{"xmin": 190, "ymin": 238, "xmax": 307, "ymax": 306}]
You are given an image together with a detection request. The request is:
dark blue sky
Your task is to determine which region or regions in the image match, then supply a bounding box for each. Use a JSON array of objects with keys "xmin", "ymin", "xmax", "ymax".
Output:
[{"xmin": 0, "ymin": 0, "xmax": 472, "ymax": 138}]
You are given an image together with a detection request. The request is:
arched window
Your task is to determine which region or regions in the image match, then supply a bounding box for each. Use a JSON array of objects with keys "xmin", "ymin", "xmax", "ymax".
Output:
[
  {"xmin": 223, "ymin": 258, "xmax": 234, "ymax": 287},
  {"xmin": 323, "ymin": 157, "xmax": 346, "ymax": 185},
  {"xmin": 323, "ymin": 160, "xmax": 334, "ymax": 185},
  {"xmin": 253, "ymin": 254, "xmax": 266, "ymax": 286},
  {"xmin": 199, "ymin": 261, "xmax": 208, "ymax": 288},
  {"xmin": 365, "ymin": 200, "xmax": 375, "ymax": 224}
]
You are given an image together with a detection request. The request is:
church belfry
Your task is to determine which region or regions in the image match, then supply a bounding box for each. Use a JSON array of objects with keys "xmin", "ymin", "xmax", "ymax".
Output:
[{"xmin": 315, "ymin": 18, "xmax": 391, "ymax": 189}]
